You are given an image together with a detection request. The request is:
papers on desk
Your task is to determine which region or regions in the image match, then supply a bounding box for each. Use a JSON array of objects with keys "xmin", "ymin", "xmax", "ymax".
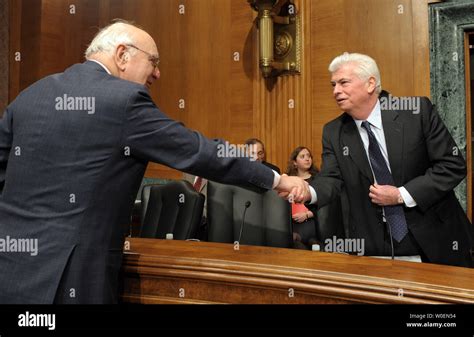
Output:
[{"xmin": 370, "ymin": 255, "xmax": 422, "ymax": 262}]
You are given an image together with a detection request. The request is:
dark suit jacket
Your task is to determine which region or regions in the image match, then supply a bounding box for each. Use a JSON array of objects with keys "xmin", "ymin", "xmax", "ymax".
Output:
[
  {"xmin": 0, "ymin": 61, "xmax": 274, "ymax": 303},
  {"xmin": 312, "ymin": 94, "xmax": 473, "ymax": 267},
  {"xmin": 262, "ymin": 161, "xmax": 281, "ymax": 174}
]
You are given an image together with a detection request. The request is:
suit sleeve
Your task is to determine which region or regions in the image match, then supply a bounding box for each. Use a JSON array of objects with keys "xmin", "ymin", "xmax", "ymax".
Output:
[
  {"xmin": 122, "ymin": 89, "xmax": 274, "ymax": 191},
  {"xmin": 0, "ymin": 107, "xmax": 13, "ymax": 192},
  {"xmin": 403, "ymin": 98, "xmax": 466, "ymax": 212},
  {"xmin": 310, "ymin": 123, "xmax": 344, "ymax": 208}
]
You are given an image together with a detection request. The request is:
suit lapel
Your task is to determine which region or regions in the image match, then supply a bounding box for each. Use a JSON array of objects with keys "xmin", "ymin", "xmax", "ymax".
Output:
[
  {"xmin": 381, "ymin": 109, "xmax": 404, "ymax": 186},
  {"xmin": 341, "ymin": 114, "xmax": 374, "ymax": 183}
]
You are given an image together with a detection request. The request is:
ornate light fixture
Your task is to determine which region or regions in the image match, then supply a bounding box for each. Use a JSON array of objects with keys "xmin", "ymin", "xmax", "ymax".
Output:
[{"xmin": 248, "ymin": 0, "xmax": 301, "ymax": 78}]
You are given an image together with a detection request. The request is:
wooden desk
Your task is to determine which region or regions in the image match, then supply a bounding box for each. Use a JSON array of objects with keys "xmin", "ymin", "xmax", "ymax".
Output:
[{"xmin": 121, "ymin": 238, "xmax": 474, "ymax": 304}]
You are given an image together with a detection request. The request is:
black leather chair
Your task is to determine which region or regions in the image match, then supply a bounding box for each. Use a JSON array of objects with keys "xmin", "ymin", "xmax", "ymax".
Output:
[
  {"xmin": 316, "ymin": 191, "xmax": 346, "ymax": 248},
  {"xmin": 139, "ymin": 183, "xmax": 157, "ymax": 228},
  {"xmin": 206, "ymin": 181, "xmax": 292, "ymax": 248},
  {"xmin": 139, "ymin": 180, "xmax": 205, "ymax": 240}
]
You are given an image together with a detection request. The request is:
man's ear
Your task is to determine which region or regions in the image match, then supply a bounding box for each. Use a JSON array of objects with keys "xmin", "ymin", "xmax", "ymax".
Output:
[
  {"xmin": 367, "ymin": 76, "xmax": 376, "ymax": 94},
  {"xmin": 114, "ymin": 45, "xmax": 129, "ymax": 71}
]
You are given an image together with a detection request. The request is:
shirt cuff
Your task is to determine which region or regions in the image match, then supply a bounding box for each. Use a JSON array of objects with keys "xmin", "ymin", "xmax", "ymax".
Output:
[
  {"xmin": 272, "ymin": 171, "xmax": 280, "ymax": 189},
  {"xmin": 398, "ymin": 187, "xmax": 417, "ymax": 207},
  {"xmin": 309, "ymin": 186, "xmax": 317, "ymax": 204}
]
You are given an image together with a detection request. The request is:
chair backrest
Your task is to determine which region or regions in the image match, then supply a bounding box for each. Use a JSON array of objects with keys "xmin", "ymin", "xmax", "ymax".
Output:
[
  {"xmin": 316, "ymin": 192, "xmax": 346, "ymax": 246},
  {"xmin": 139, "ymin": 180, "xmax": 204, "ymax": 240},
  {"xmin": 207, "ymin": 181, "xmax": 292, "ymax": 248}
]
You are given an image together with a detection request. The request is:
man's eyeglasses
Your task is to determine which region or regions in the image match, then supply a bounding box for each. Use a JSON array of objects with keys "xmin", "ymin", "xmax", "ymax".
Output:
[{"xmin": 126, "ymin": 44, "xmax": 160, "ymax": 69}]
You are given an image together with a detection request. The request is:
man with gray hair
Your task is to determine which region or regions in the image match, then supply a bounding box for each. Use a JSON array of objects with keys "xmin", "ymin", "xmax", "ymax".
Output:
[
  {"xmin": 304, "ymin": 52, "xmax": 473, "ymax": 267},
  {"xmin": 0, "ymin": 20, "xmax": 308, "ymax": 304}
]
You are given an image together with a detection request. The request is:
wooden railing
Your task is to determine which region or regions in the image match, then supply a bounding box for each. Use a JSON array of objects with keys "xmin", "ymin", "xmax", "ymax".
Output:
[{"xmin": 121, "ymin": 238, "xmax": 474, "ymax": 304}]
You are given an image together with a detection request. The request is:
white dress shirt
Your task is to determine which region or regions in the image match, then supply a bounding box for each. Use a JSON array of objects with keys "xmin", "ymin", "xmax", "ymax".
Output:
[{"xmin": 353, "ymin": 100, "xmax": 416, "ymax": 207}]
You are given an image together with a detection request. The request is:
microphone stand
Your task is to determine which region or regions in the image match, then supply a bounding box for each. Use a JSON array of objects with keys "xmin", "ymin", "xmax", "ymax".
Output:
[{"xmin": 238, "ymin": 201, "xmax": 251, "ymax": 244}]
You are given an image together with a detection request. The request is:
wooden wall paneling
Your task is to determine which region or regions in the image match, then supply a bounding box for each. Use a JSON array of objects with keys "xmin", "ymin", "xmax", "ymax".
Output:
[
  {"xmin": 9, "ymin": 0, "xmax": 105, "ymax": 101},
  {"xmin": 411, "ymin": 0, "xmax": 432, "ymax": 97},
  {"xmin": 184, "ymin": 0, "xmax": 231, "ymax": 141},
  {"xmin": 310, "ymin": 0, "xmax": 345, "ymax": 168},
  {"xmin": 18, "ymin": 0, "xmax": 42, "ymax": 94},
  {"xmin": 300, "ymin": 0, "xmax": 313, "ymax": 168},
  {"xmin": 343, "ymin": 0, "xmax": 413, "ymax": 95},
  {"xmin": 230, "ymin": 0, "xmax": 255, "ymax": 145},
  {"xmin": 0, "ymin": 0, "xmax": 9, "ymax": 113},
  {"xmin": 39, "ymin": 0, "xmax": 101, "ymax": 79},
  {"xmin": 8, "ymin": 0, "xmax": 22, "ymax": 104},
  {"xmin": 98, "ymin": 0, "xmax": 111, "ymax": 27},
  {"xmin": 105, "ymin": 0, "xmax": 129, "ymax": 21},
  {"xmin": 144, "ymin": 0, "xmax": 258, "ymax": 179},
  {"xmin": 39, "ymin": 0, "xmax": 69, "ymax": 77}
]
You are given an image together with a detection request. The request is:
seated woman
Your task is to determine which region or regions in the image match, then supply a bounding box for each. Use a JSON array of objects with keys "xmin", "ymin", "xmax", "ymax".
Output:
[{"xmin": 286, "ymin": 146, "xmax": 319, "ymax": 249}]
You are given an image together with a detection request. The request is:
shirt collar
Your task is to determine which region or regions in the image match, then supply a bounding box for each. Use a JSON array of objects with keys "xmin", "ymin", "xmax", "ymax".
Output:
[
  {"xmin": 353, "ymin": 100, "xmax": 382, "ymax": 130},
  {"xmin": 89, "ymin": 59, "xmax": 111, "ymax": 74}
]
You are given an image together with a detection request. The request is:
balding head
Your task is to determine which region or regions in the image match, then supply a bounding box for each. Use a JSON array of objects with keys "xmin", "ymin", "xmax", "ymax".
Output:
[{"xmin": 85, "ymin": 20, "xmax": 160, "ymax": 89}]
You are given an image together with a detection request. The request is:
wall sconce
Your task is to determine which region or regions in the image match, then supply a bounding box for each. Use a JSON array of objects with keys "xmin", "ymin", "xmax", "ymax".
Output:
[{"xmin": 248, "ymin": 0, "xmax": 301, "ymax": 78}]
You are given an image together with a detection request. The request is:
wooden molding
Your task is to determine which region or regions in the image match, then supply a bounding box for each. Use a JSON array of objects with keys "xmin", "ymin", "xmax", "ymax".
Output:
[{"xmin": 121, "ymin": 238, "xmax": 474, "ymax": 304}]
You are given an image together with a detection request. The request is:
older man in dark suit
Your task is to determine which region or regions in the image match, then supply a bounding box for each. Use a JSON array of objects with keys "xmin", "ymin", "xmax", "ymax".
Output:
[
  {"xmin": 305, "ymin": 52, "xmax": 473, "ymax": 267},
  {"xmin": 0, "ymin": 20, "xmax": 307, "ymax": 304}
]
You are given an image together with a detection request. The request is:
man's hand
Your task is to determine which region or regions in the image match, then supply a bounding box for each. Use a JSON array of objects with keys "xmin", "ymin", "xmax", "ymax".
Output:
[
  {"xmin": 275, "ymin": 174, "xmax": 310, "ymax": 203},
  {"xmin": 369, "ymin": 184, "xmax": 402, "ymax": 206},
  {"xmin": 292, "ymin": 212, "xmax": 308, "ymax": 223}
]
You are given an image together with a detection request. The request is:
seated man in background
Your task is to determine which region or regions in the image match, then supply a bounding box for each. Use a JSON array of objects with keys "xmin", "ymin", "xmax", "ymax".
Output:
[
  {"xmin": 245, "ymin": 138, "xmax": 281, "ymax": 174},
  {"xmin": 0, "ymin": 20, "xmax": 308, "ymax": 304}
]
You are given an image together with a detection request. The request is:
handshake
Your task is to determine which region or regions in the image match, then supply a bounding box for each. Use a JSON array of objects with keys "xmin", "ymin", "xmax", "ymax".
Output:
[{"xmin": 274, "ymin": 174, "xmax": 311, "ymax": 203}]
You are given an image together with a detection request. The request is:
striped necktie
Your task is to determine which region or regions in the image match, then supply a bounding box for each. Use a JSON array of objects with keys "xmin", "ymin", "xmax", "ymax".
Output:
[{"xmin": 361, "ymin": 121, "xmax": 408, "ymax": 242}]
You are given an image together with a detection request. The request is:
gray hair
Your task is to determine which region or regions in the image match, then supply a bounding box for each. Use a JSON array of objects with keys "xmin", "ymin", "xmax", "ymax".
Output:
[
  {"xmin": 85, "ymin": 20, "xmax": 139, "ymax": 59},
  {"xmin": 328, "ymin": 52, "xmax": 382, "ymax": 94}
]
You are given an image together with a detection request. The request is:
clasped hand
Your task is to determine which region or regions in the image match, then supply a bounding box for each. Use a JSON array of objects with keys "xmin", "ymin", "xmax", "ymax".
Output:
[{"xmin": 275, "ymin": 174, "xmax": 310, "ymax": 203}]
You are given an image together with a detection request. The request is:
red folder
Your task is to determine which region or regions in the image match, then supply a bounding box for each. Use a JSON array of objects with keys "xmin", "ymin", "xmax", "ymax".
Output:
[{"xmin": 291, "ymin": 203, "xmax": 308, "ymax": 215}]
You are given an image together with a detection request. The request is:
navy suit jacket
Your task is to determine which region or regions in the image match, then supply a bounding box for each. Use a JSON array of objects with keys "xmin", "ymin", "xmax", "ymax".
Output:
[
  {"xmin": 0, "ymin": 61, "xmax": 274, "ymax": 303},
  {"xmin": 312, "ymin": 94, "xmax": 473, "ymax": 267}
]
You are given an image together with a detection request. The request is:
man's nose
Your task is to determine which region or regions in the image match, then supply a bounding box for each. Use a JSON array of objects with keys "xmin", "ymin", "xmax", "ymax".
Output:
[
  {"xmin": 153, "ymin": 67, "xmax": 160, "ymax": 79},
  {"xmin": 333, "ymin": 83, "xmax": 341, "ymax": 96}
]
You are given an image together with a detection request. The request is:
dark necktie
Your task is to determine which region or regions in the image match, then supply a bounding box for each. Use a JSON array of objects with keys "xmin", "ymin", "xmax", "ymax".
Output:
[{"xmin": 361, "ymin": 121, "xmax": 408, "ymax": 242}]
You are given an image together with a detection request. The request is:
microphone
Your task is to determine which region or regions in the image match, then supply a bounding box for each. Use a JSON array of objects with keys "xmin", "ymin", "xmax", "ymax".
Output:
[
  {"xmin": 237, "ymin": 201, "xmax": 251, "ymax": 244},
  {"xmin": 379, "ymin": 207, "xmax": 394, "ymax": 260},
  {"xmin": 386, "ymin": 219, "xmax": 395, "ymax": 260}
]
